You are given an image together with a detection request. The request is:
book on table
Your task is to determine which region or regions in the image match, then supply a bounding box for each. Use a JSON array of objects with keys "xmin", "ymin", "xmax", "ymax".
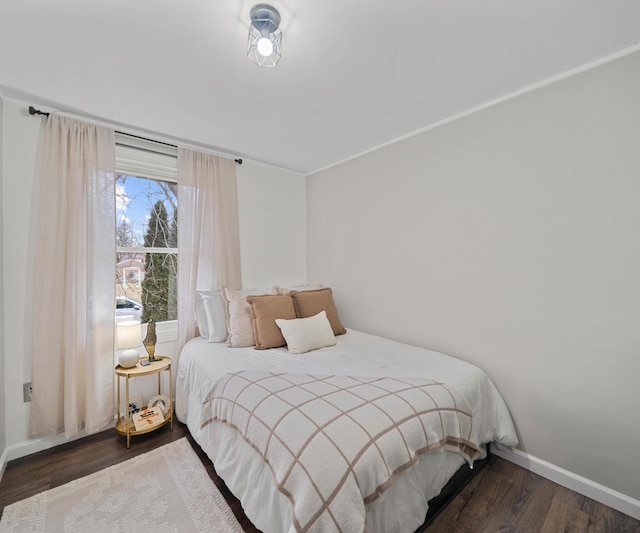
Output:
[{"xmin": 132, "ymin": 406, "xmax": 165, "ymax": 431}]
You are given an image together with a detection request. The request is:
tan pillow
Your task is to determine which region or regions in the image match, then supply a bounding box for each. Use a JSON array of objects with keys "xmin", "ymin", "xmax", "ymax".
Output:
[
  {"xmin": 222, "ymin": 286, "xmax": 277, "ymax": 347},
  {"xmin": 290, "ymin": 287, "xmax": 346, "ymax": 336},
  {"xmin": 275, "ymin": 283, "xmax": 323, "ymax": 295},
  {"xmin": 246, "ymin": 294, "xmax": 296, "ymax": 350}
]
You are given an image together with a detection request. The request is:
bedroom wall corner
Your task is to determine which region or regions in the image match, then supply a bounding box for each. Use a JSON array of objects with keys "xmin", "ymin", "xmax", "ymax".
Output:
[
  {"xmin": 1, "ymin": 99, "xmax": 41, "ymax": 459},
  {"xmin": 0, "ymin": 94, "xmax": 7, "ymax": 479},
  {"xmin": 236, "ymin": 163, "xmax": 307, "ymax": 289},
  {"xmin": 307, "ymin": 49, "xmax": 640, "ymax": 506}
]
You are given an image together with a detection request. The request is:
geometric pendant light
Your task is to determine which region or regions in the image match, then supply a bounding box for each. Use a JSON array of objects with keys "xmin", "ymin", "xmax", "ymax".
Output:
[{"xmin": 247, "ymin": 3, "xmax": 282, "ymax": 67}]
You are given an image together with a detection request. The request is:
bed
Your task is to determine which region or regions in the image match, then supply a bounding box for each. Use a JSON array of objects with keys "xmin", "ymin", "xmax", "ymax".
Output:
[{"xmin": 176, "ymin": 327, "xmax": 517, "ymax": 533}]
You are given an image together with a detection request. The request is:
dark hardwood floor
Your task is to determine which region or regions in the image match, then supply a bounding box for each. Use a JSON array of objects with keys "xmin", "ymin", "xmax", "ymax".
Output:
[{"xmin": 1, "ymin": 420, "xmax": 638, "ymax": 532}]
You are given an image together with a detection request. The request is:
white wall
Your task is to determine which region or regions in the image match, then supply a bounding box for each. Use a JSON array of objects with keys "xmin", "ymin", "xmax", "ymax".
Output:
[
  {"xmin": 237, "ymin": 163, "xmax": 307, "ymax": 289},
  {"xmin": 0, "ymin": 98, "xmax": 306, "ymax": 464},
  {"xmin": 1, "ymin": 102, "xmax": 41, "ymax": 454},
  {"xmin": 0, "ymin": 97, "xmax": 6, "ymax": 474},
  {"xmin": 308, "ymin": 50, "xmax": 640, "ymax": 503}
]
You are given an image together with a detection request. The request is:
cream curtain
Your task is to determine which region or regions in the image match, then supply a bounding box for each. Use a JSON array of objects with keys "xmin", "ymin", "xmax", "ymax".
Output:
[
  {"xmin": 29, "ymin": 116, "xmax": 116, "ymax": 439},
  {"xmin": 177, "ymin": 148, "xmax": 242, "ymax": 350}
]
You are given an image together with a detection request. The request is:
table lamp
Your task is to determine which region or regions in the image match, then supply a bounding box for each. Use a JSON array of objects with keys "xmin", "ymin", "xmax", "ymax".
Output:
[{"xmin": 116, "ymin": 320, "xmax": 142, "ymax": 368}]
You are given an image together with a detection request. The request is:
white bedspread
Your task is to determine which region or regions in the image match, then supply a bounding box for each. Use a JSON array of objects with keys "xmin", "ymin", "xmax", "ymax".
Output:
[{"xmin": 176, "ymin": 329, "xmax": 517, "ymax": 533}]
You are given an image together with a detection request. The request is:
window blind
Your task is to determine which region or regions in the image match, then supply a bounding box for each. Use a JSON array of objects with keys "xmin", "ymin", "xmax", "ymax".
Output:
[{"xmin": 115, "ymin": 134, "xmax": 177, "ymax": 182}]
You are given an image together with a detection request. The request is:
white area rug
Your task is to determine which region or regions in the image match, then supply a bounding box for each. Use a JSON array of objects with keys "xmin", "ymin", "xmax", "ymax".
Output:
[{"xmin": 0, "ymin": 438, "xmax": 244, "ymax": 533}]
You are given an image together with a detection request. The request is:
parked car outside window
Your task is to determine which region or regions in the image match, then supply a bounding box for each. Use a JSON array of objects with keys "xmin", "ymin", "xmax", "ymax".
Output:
[{"xmin": 116, "ymin": 297, "xmax": 142, "ymax": 321}]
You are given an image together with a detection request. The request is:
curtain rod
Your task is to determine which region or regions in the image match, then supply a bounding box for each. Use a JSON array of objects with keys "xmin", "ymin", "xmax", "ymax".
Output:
[{"xmin": 28, "ymin": 105, "xmax": 243, "ymax": 165}]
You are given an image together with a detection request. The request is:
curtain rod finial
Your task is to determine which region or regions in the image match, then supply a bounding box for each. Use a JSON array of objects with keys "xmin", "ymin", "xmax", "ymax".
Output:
[{"xmin": 28, "ymin": 106, "xmax": 50, "ymax": 117}]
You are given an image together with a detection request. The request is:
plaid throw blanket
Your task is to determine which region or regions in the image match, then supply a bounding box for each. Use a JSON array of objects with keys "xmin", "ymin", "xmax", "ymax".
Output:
[{"xmin": 201, "ymin": 371, "xmax": 481, "ymax": 533}]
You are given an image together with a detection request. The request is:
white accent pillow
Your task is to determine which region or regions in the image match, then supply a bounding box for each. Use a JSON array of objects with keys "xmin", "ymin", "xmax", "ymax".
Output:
[
  {"xmin": 275, "ymin": 311, "xmax": 337, "ymax": 354},
  {"xmin": 222, "ymin": 286, "xmax": 278, "ymax": 347},
  {"xmin": 195, "ymin": 293, "xmax": 210, "ymax": 339},
  {"xmin": 199, "ymin": 291, "xmax": 227, "ymax": 343}
]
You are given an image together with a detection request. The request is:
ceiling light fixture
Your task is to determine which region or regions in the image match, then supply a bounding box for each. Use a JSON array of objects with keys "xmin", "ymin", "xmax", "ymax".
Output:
[{"xmin": 247, "ymin": 3, "xmax": 282, "ymax": 68}]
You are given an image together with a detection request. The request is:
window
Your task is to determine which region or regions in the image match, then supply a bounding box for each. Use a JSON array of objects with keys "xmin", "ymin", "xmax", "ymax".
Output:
[{"xmin": 115, "ymin": 138, "xmax": 178, "ymax": 325}]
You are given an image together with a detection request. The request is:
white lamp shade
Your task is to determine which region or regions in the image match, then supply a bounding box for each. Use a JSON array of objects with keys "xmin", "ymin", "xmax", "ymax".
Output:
[
  {"xmin": 116, "ymin": 320, "xmax": 142, "ymax": 349},
  {"xmin": 117, "ymin": 320, "xmax": 142, "ymax": 368}
]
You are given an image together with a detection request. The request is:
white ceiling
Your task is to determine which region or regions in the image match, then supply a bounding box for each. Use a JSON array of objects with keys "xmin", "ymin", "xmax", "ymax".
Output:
[{"xmin": 1, "ymin": 1, "xmax": 639, "ymax": 174}]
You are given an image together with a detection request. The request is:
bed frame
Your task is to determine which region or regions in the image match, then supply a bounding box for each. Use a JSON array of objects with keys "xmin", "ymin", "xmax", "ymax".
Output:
[{"xmin": 417, "ymin": 444, "xmax": 492, "ymax": 531}]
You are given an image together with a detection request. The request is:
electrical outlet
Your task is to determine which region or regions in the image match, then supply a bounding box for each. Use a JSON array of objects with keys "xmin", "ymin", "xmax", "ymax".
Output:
[{"xmin": 23, "ymin": 382, "xmax": 32, "ymax": 402}]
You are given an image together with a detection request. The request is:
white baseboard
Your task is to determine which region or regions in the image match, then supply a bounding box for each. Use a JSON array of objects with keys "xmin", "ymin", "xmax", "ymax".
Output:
[
  {"xmin": 492, "ymin": 445, "xmax": 640, "ymax": 521},
  {"xmin": 0, "ymin": 446, "xmax": 8, "ymax": 482}
]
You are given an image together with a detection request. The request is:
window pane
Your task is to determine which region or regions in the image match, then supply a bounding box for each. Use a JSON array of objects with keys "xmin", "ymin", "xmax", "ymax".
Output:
[
  {"xmin": 116, "ymin": 174, "xmax": 177, "ymax": 248},
  {"xmin": 115, "ymin": 251, "xmax": 178, "ymax": 323}
]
